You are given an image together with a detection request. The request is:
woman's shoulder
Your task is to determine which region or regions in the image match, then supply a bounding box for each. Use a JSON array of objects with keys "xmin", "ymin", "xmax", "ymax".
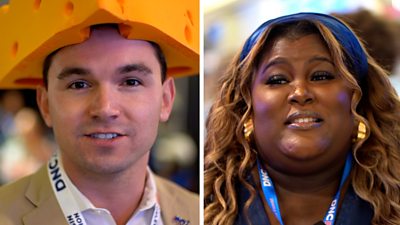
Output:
[
  {"xmin": 330, "ymin": 185, "xmax": 373, "ymax": 225},
  {"xmin": 235, "ymin": 173, "xmax": 271, "ymax": 225}
]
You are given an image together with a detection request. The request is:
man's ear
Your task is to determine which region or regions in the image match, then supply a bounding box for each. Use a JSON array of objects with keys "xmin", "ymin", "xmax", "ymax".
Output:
[
  {"xmin": 160, "ymin": 77, "xmax": 176, "ymax": 122},
  {"xmin": 36, "ymin": 86, "xmax": 52, "ymax": 127}
]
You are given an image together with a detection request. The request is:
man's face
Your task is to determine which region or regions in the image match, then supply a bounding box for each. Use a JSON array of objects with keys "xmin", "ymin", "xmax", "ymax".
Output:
[{"xmin": 37, "ymin": 28, "xmax": 175, "ymax": 175}]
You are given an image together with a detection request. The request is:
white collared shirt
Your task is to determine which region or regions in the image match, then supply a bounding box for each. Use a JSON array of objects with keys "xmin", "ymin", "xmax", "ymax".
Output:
[{"xmin": 59, "ymin": 160, "xmax": 163, "ymax": 225}]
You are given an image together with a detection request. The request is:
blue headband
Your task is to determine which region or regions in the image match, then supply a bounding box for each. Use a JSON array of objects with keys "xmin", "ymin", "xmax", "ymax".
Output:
[{"xmin": 240, "ymin": 12, "xmax": 368, "ymax": 83}]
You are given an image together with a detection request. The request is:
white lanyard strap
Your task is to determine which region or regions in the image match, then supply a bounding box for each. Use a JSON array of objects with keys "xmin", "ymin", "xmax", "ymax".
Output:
[
  {"xmin": 47, "ymin": 155, "xmax": 88, "ymax": 225},
  {"xmin": 151, "ymin": 203, "xmax": 161, "ymax": 225},
  {"xmin": 47, "ymin": 155, "xmax": 162, "ymax": 225}
]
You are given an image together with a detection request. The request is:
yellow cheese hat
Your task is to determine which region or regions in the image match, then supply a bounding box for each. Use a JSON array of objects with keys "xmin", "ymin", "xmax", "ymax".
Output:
[{"xmin": 0, "ymin": 0, "xmax": 199, "ymax": 89}]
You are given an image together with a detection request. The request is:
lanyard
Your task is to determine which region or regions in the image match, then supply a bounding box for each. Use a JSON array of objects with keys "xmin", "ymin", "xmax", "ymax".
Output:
[
  {"xmin": 47, "ymin": 155, "xmax": 161, "ymax": 225},
  {"xmin": 257, "ymin": 154, "xmax": 352, "ymax": 225}
]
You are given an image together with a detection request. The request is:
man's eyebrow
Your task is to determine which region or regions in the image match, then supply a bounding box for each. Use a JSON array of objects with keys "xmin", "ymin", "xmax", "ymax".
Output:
[
  {"xmin": 57, "ymin": 67, "xmax": 91, "ymax": 80},
  {"xmin": 117, "ymin": 64, "xmax": 152, "ymax": 75}
]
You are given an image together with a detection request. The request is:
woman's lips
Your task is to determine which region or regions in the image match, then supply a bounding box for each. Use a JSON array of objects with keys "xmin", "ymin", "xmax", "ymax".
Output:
[{"xmin": 285, "ymin": 111, "xmax": 323, "ymax": 130}]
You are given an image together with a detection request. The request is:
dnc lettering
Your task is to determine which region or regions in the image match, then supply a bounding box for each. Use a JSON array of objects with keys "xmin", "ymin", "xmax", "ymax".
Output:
[
  {"xmin": 260, "ymin": 169, "xmax": 272, "ymax": 187},
  {"xmin": 48, "ymin": 158, "xmax": 66, "ymax": 192},
  {"xmin": 325, "ymin": 199, "xmax": 337, "ymax": 221}
]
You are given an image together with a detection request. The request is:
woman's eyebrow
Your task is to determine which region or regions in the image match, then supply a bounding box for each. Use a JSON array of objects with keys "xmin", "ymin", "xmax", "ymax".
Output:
[
  {"xmin": 260, "ymin": 57, "xmax": 288, "ymax": 74},
  {"xmin": 308, "ymin": 56, "xmax": 334, "ymax": 65}
]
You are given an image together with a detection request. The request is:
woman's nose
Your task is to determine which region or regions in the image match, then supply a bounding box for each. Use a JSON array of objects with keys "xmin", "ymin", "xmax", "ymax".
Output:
[{"xmin": 288, "ymin": 81, "xmax": 314, "ymax": 105}]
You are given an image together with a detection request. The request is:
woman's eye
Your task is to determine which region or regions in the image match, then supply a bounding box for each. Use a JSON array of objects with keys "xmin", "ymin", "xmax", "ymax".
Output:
[
  {"xmin": 68, "ymin": 81, "xmax": 90, "ymax": 89},
  {"xmin": 123, "ymin": 78, "xmax": 141, "ymax": 86},
  {"xmin": 311, "ymin": 71, "xmax": 335, "ymax": 81},
  {"xmin": 266, "ymin": 75, "xmax": 289, "ymax": 85}
]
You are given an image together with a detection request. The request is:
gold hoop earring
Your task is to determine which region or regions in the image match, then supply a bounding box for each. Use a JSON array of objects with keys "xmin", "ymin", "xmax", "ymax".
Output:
[
  {"xmin": 353, "ymin": 121, "xmax": 367, "ymax": 142},
  {"xmin": 244, "ymin": 119, "xmax": 254, "ymax": 142},
  {"xmin": 357, "ymin": 121, "xmax": 367, "ymax": 140}
]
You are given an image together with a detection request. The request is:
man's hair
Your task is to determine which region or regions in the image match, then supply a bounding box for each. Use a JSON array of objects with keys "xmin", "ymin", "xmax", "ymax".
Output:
[{"xmin": 42, "ymin": 24, "xmax": 167, "ymax": 88}]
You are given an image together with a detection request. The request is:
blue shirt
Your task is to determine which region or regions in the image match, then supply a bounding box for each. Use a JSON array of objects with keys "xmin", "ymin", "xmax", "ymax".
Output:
[{"xmin": 234, "ymin": 175, "xmax": 373, "ymax": 225}]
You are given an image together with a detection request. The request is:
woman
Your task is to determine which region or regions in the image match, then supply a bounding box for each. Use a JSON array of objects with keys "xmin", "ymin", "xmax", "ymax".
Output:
[{"xmin": 204, "ymin": 13, "xmax": 400, "ymax": 225}]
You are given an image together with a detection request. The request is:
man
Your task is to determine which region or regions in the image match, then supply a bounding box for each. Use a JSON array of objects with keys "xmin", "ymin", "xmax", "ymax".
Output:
[{"xmin": 0, "ymin": 1, "xmax": 199, "ymax": 225}]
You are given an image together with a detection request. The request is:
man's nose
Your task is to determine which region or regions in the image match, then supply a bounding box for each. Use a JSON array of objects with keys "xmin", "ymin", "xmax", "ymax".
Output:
[
  {"xmin": 89, "ymin": 86, "xmax": 120, "ymax": 120},
  {"xmin": 288, "ymin": 81, "xmax": 314, "ymax": 105}
]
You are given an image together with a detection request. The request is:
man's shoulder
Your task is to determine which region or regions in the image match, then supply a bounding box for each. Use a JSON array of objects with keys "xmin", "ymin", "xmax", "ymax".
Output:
[
  {"xmin": 0, "ymin": 166, "xmax": 50, "ymax": 219},
  {"xmin": 154, "ymin": 174, "xmax": 199, "ymax": 225},
  {"xmin": 154, "ymin": 174, "xmax": 198, "ymax": 202},
  {"xmin": 0, "ymin": 173, "xmax": 35, "ymax": 205},
  {"xmin": 0, "ymin": 166, "xmax": 67, "ymax": 225},
  {"xmin": 0, "ymin": 171, "xmax": 37, "ymax": 225}
]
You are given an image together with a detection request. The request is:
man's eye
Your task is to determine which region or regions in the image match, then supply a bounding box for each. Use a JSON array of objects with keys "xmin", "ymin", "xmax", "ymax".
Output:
[
  {"xmin": 266, "ymin": 75, "xmax": 288, "ymax": 85},
  {"xmin": 68, "ymin": 81, "xmax": 90, "ymax": 89},
  {"xmin": 124, "ymin": 79, "xmax": 141, "ymax": 86},
  {"xmin": 311, "ymin": 71, "xmax": 335, "ymax": 81}
]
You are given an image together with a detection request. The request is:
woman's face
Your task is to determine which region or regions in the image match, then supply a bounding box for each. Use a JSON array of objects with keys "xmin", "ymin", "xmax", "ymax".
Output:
[{"xmin": 252, "ymin": 34, "xmax": 354, "ymax": 175}]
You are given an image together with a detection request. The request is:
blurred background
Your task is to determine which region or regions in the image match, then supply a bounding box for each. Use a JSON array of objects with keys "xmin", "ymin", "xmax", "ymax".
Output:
[
  {"xmin": 205, "ymin": 0, "xmax": 400, "ymax": 116},
  {"xmin": 0, "ymin": 0, "xmax": 199, "ymax": 193}
]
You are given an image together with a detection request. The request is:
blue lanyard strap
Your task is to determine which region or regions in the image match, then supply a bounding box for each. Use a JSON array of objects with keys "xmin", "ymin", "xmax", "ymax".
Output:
[{"xmin": 257, "ymin": 154, "xmax": 353, "ymax": 225}]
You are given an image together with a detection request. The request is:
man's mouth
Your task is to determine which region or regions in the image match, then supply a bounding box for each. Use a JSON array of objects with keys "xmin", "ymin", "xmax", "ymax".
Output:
[{"xmin": 85, "ymin": 133, "xmax": 123, "ymax": 140}]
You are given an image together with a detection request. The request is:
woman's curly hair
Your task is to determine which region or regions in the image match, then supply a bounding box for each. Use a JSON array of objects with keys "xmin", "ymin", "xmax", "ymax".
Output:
[{"xmin": 204, "ymin": 18, "xmax": 400, "ymax": 225}]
